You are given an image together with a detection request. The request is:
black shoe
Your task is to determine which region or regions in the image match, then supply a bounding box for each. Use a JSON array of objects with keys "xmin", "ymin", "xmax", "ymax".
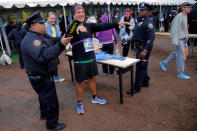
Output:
[
  {"xmin": 126, "ymin": 88, "xmax": 141, "ymax": 94},
  {"xmin": 47, "ymin": 123, "xmax": 65, "ymax": 130},
  {"xmin": 142, "ymin": 82, "xmax": 149, "ymax": 88},
  {"xmin": 126, "ymin": 90, "xmax": 133, "ymax": 94},
  {"xmin": 40, "ymin": 116, "xmax": 46, "ymax": 120}
]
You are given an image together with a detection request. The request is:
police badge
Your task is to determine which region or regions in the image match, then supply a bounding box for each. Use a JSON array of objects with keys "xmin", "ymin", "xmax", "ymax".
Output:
[
  {"xmin": 33, "ymin": 40, "xmax": 42, "ymax": 47},
  {"xmin": 148, "ymin": 23, "xmax": 153, "ymax": 29}
]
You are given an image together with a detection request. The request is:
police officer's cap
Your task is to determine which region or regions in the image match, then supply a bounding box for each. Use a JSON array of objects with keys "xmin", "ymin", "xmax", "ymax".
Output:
[
  {"xmin": 139, "ymin": 2, "xmax": 152, "ymax": 11},
  {"xmin": 25, "ymin": 12, "xmax": 45, "ymax": 26}
]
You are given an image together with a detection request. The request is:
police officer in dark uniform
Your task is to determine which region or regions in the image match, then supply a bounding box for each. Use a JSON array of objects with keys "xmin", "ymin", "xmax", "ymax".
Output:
[
  {"xmin": 127, "ymin": 3, "xmax": 155, "ymax": 94},
  {"xmin": 21, "ymin": 12, "xmax": 72, "ymax": 130}
]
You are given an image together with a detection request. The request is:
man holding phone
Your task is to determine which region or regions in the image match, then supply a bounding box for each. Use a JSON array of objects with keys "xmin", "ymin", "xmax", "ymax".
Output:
[{"xmin": 21, "ymin": 12, "xmax": 72, "ymax": 130}]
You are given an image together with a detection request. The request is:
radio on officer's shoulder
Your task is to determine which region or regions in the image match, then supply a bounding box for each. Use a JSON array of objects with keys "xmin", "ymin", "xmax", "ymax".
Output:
[{"xmin": 65, "ymin": 19, "xmax": 80, "ymax": 38}]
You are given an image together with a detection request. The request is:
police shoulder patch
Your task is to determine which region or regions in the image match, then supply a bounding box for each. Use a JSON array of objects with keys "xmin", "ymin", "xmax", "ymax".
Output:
[
  {"xmin": 32, "ymin": 40, "xmax": 42, "ymax": 47},
  {"xmin": 148, "ymin": 23, "xmax": 153, "ymax": 29}
]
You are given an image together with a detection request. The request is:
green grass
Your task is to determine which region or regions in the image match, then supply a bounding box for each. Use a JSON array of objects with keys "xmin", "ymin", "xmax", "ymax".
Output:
[
  {"xmin": 0, "ymin": 52, "xmax": 19, "ymax": 63},
  {"xmin": 156, "ymin": 29, "xmax": 160, "ymax": 32},
  {"xmin": 117, "ymin": 35, "xmax": 121, "ymax": 40}
]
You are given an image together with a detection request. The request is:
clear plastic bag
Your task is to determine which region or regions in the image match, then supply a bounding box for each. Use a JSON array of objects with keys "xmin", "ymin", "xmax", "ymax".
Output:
[
  {"xmin": 92, "ymin": 38, "xmax": 102, "ymax": 51},
  {"xmin": 115, "ymin": 48, "xmax": 120, "ymax": 56}
]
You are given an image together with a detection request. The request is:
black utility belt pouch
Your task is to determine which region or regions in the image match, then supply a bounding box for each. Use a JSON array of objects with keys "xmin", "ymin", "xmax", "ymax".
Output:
[
  {"xmin": 135, "ymin": 42, "xmax": 146, "ymax": 51},
  {"xmin": 28, "ymin": 73, "xmax": 50, "ymax": 80}
]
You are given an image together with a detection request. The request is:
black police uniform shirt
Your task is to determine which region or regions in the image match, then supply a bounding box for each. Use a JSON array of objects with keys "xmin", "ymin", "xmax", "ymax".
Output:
[
  {"xmin": 21, "ymin": 31, "xmax": 65, "ymax": 75},
  {"xmin": 132, "ymin": 16, "xmax": 155, "ymax": 52},
  {"xmin": 70, "ymin": 22, "xmax": 119, "ymax": 62}
]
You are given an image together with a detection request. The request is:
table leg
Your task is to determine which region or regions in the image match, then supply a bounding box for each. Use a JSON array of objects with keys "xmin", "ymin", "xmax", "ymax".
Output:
[
  {"xmin": 188, "ymin": 38, "xmax": 195, "ymax": 56},
  {"xmin": 191, "ymin": 38, "xmax": 195, "ymax": 56},
  {"xmin": 118, "ymin": 69, "xmax": 123, "ymax": 104},
  {"xmin": 68, "ymin": 56, "xmax": 74, "ymax": 82},
  {"xmin": 130, "ymin": 66, "xmax": 134, "ymax": 96}
]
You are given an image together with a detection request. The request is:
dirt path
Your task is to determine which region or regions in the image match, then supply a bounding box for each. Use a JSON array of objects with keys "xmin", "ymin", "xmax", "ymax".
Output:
[{"xmin": 0, "ymin": 36, "xmax": 197, "ymax": 131}]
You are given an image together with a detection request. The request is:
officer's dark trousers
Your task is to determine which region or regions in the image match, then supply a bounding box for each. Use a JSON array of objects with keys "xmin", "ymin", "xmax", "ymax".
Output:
[
  {"xmin": 134, "ymin": 50, "xmax": 151, "ymax": 90},
  {"xmin": 101, "ymin": 43, "xmax": 115, "ymax": 74},
  {"xmin": 28, "ymin": 75, "xmax": 59, "ymax": 128}
]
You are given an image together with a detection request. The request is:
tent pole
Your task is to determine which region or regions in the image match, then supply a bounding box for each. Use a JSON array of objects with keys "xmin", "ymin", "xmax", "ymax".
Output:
[
  {"xmin": 89, "ymin": 7, "xmax": 93, "ymax": 15},
  {"xmin": 108, "ymin": 4, "xmax": 111, "ymax": 22},
  {"xmin": 159, "ymin": 5, "xmax": 161, "ymax": 29},
  {"xmin": 63, "ymin": 6, "xmax": 68, "ymax": 32},
  {"xmin": 120, "ymin": 6, "xmax": 123, "ymax": 17},
  {"xmin": 68, "ymin": 7, "xmax": 72, "ymax": 25},
  {"xmin": 17, "ymin": 11, "xmax": 22, "ymax": 21},
  {"xmin": 94, "ymin": 6, "xmax": 97, "ymax": 19},
  {"xmin": 55, "ymin": 9, "xmax": 60, "ymax": 26},
  {"xmin": 160, "ymin": 5, "xmax": 162, "ymax": 13},
  {"xmin": 0, "ymin": 16, "xmax": 11, "ymax": 56}
]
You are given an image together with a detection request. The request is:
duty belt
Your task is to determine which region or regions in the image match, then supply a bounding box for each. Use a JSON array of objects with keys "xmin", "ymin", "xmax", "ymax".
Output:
[
  {"xmin": 134, "ymin": 42, "xmax": 146, "ymax": 51},
  {"xmin": 27, "ymin": 72, "xmax": 51, "ymax": 79}
]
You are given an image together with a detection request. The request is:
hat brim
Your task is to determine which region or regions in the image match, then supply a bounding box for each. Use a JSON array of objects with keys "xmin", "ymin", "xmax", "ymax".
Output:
[
  {"xmin": 32, "ymin": 18, "xmax": 45, "ymax": 23},
  {"xmin": 139, "ymin": 8, "xmax": 147, "ymax": 11},
  {"xmin": 35, "ymin": 19, "xmax": 45, "ymax": 23}
]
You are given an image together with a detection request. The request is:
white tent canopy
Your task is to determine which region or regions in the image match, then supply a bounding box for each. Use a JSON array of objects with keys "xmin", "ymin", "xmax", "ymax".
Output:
[{"xmin": 0, "ymin": 0, "xmax": 196, "ymax": 9}]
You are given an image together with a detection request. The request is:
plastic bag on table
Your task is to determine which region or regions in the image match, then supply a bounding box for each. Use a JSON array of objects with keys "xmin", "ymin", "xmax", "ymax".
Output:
[{"xmin": 92, "ymin": 38, "xmax": 102, "ymax": 51}]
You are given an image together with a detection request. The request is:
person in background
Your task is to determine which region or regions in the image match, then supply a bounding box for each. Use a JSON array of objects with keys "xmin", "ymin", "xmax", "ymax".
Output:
[
  {"xmin": 119, "ymin": 9, "xmax": 135, "ymax": 57},
  {"xmin": 5, "ymin": 21, "xmax": 16, "ymax": 52},
  {"xmin": 164, "ymin": 10, "xmax": 170, "ymax": 32},
  {"xmin": 96, "ymin": 13, "xmax": 118, "ymax": 75},
  {"xmin": 86, "ymin": 15, "xmax": 97, "ymax": 23},
  {"xmin": 59, "ymin": 15, "xmax": 69, "ymax": 36},
  {"xmin": 155, "ymin": 11, "xmax": 160, "ymax": 30},
  {"xmin": 8, "ymin": 21, "xmax": 25, "ymax": 69},
  {"xmin": 149, "ymin": 11, "xmax": 157, "ymax": 28},
  {"xmin": 46, "ymin": 12, "xmax": 65, "ymax": 82},
  {"xmin": 159, "ymin": 2, "xmax": 193, "ymax": 79},
  {"xmin": 21, "ymin": 12, "xmax": 72, "ymax": 130},
  {"xmin": 112, "ymin": 13, "xmax": 120, "ymax": 32},
  {"xmin": 97, "ymin": 14, "xmax": 102, "ymax": 23},
  {"xmin": 5, "ymin": 21, "xmax": 15, "ymax": 35},
  {"xmin": 169, "ymin": 10, "xmax": 178, "ymax": 24},
  {"xmin": 113, "ymin": 13, "xmax": 120, "ymax": 23}
]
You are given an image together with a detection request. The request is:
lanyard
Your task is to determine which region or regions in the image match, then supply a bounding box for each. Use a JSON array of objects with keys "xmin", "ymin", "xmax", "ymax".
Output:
[{"xmin": 71, "ymin": 38, "xmax": 90, "ymax": 46}]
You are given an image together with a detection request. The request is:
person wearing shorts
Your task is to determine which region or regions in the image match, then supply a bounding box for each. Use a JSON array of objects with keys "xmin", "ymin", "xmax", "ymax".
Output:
[{"xmin": 70, "ymin": 4, "xmax": 131, "ymax": 115}]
